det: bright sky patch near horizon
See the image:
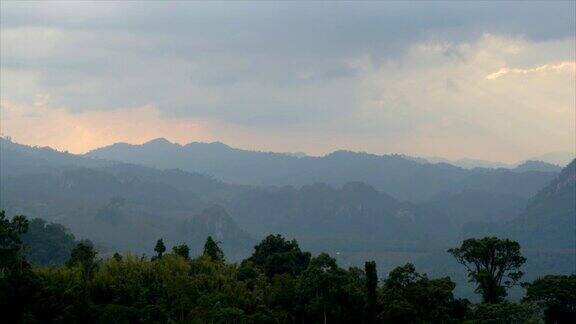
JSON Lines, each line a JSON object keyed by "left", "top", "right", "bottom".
{"left": 1, "top": 1, "right": 575, "bottom": 163}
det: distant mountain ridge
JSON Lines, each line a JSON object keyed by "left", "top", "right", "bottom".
{"left": 88, "top": 137, "right": 567, "bottom": 169}
{"left": 418, "top": 157, "right": 566, "bottom": 171}
{"left": 420, "top": 157, "right": 513, "bottom": 169}
{"left": 527, "top": 152, "right": 575, "bottom": 167}
{"left": 508, "top": 159, "right": 576, "bottom": 248}
{"left": 1, "top": 138, "right": 574, "bottom": 280}
{"left": 0, "top": 138, "right": 253, "bottom": 258}
{"left": 0, "top": 137, "right": 111, "bottom": 176}
{"left": 85, "top": 138, "right": 559, "bottom": 202}
{"left": 0, "top": 138, "right": 525, "bottom": 253}
{"left": 0, "top": 138, "right": 552, "bottom": 251}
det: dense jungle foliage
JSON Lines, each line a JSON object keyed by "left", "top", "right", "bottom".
{"left": 1, "top": 211, "right": 575, "bottom": 324}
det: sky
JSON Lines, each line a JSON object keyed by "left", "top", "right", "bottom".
{"left": 1, "top": 1, "right": 575, "bottom": 162}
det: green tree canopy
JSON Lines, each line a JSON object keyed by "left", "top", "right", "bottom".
{"left": 112, "top": 252, "right": 122, "bottom": 262}
{"left": 248, "top": 234, "right": 310, "bottom": 278}
{"left": 21, "top": 218, "right": 77, "bottom": 266}
{"left": 468, "top": 301, "right": 539, "bottom": 323}
{"left": 0, "top": 211, "right": 29, "bottom": 275}
{"left": 300, "top": 253, "right": 349, "bottom": 324}
{"left": 203, "top": 236, "right": 224, "bottom": 262}
{"left": 154, "top": 238, "right": 166, "bottom": 260}
{"left": 448, "top": 237, "right": 526, "bottom": 303}
{"left": 172, "top": 244, "right": 190, "bottom": 260}
{"left": 524, "top": 275, "right": 576, "bottom": 324}
{"left": 379, "top": 263, "right": 466, "bottom": 323}
{"left": 0, "top": 212, "right": 565, "bottom": 324}
{"left": 365, "top": 260, "right": 378, "bottom": 323}
{"left": 66, "top": 241, "right": 98, "bottom": 280}
{"left": 0, "top": 212, "right": 38, "bottom": 323}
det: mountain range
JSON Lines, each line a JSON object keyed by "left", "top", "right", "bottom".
{"left": 0, "top": 137, "right": 574, "bottom": 287}
{"left": 85, "top": 138, "right": 562, "bottom": 202}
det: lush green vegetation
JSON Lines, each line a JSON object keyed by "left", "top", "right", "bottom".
{"left": 21, "top": 218, "right": 78, "bottom": 266}
{"left": 1, "top": 211, "right": 574, "bottom": 323}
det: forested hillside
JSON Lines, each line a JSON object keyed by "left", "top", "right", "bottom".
{"left": 1, "top": 211, "right": 575, "bottom": 323}
{"left": 508, "top": 159, "right": 576, "bottom": 248}
{"left": 1, "top": 140, "right": 253, "bottom": 257}
{"left": 21, "top": 217, "right": 78, "bottom": 265}
{"left": 227, "top": 182, "right": 527, "bottom": 252}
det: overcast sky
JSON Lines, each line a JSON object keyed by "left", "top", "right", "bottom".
{"left": 1, "top": 1, "right": 574, "bottom": 162}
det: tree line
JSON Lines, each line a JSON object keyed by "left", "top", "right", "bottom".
{"left": 1, "top": 211, "right": 574, "bottom": 323}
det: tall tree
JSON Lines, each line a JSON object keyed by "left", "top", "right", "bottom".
{"left": 248, "top": 234, "right": 310, "bottom": 278}
{"left": 364, "top": 261, "right": 378, "bottom": 323}
{"left": 300, "top": 253, "right": 345, "bottom": 324}
{"left": 0, "top": 211, "right": 29, "bottom": 275}
{"left": 0, "top": 212, "right": 39, "bottom": 323}
{"left": 203, "top": 236, "right": 224, "bottom": 262}
{"left": 154, "top": 238, "right": 166, "bottom": 260}
{"left": 66, "top": 241, "right": 98, "bottom": 280}
{"left": 380, "top": 263, "right": 465, "bottom": 323}
{"left": 172, "top": 244, "right": 190, "bottom": 260}
{"left": 112, "top": 252, "right": 123, "bottom": 262}
{"left": 448, "top": 237, "right": 526, "bottom": 303}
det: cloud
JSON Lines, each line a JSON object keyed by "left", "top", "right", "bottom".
{"left": 344, "top": 34, "right": 575, "bottom": 160}
{"left": 0, "top": 2, "right": 574, "bottom": 161}
{"left": 486, "top": 61, "right": 576, "bottom": 80}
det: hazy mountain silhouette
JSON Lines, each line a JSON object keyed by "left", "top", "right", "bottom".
{"left": 421, "top": 157, "right": 513, "bottom": 169}
{"left": 226, "top": 182, "right": 529, "bottom": 253}
{"left": 419, "top": 157, "right": 564, "bottom": 171}
{"left": 508, "top": 159, "right": 576, "bottom": 248}
{"left": 528, "top": 151, "right": 575, "bottom": 167}
{"left": 0, "top": 139, "right": 532, "bottom": 251}
{"left": 0, "top": 137, "right": 111, "bottom": 176}
{"left": 1, "top": 139, "right": 252, "bottom": 257}
{"left": 86, "top": 138, "right": 558, "bottom": 202}
{"left": 2, "top": 138, "right": 574, "bottom": 278}
{"left": 513, "top": 160, "right": 563, "bottom": 173}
